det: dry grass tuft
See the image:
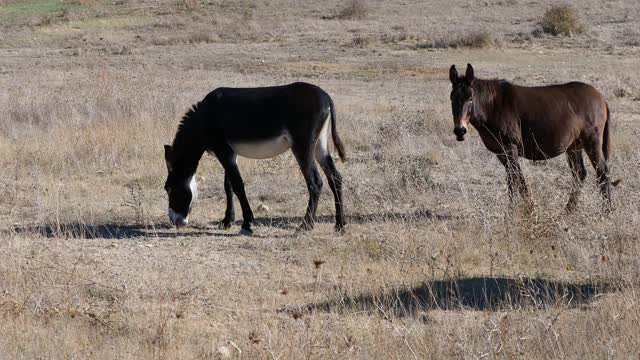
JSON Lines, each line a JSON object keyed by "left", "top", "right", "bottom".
{"left": 416, "top": 31, "right": 499, "bottom": 49}
{"left": 337, "top": 0, "right": 369, "bottom": 20}
{"left": 540, "top": 5, "right": 587, "bottom": 36}
{"left": 456, "top": 31, "right": 499, "bottom": 48}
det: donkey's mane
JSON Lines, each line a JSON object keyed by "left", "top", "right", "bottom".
{"left": 171, "top": 102, "right": 203, "bottom": 150}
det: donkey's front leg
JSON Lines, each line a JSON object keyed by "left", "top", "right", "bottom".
{"left": 219, "top": 152, "right": 254, "bottom": 235}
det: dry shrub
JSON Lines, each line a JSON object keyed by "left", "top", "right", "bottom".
{"left": 540, "top": 5, "right": 586, "bottom": 36}
{"left": 338, "top": 0, "right": 369, "bottom": 20}
{"left": 456, "top": 31, "right": 497, "bottom": 48}
{"left": 350, "top": 34, "right": 373, "bottom": 47}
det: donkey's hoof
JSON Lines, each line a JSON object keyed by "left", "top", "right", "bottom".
{"left": 239, "top": 228, "right": 253, "bottom": 236}
{"left": 220, "top": 220, "right": 233, "bottom": 230}
{"left": 297, "top": 222, "right": 313, "bottom": 232}
{"left": 564, "top": 202, "right": 577, "bottom": 213}
{"left": 334, "top": 223, "right": 346, "bottom": 233}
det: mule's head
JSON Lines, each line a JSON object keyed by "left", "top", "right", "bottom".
{"left": 164, "top": 144, "right": 198, "bottom": 228}
{"left": 449, "top": 63, "right": 475, "bottom": 141}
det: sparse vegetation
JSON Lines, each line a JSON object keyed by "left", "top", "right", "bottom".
{"left": 415, "top": 31, "right": 499, "bottom": 49}
{"left": 0, "top": 0, "right": 639, "bottom": 358}
{"left": 540, "top": 4, "right": 587, "bottom": 36}
{"left": 337, "top": 0, "right": 369, "bottom": 20}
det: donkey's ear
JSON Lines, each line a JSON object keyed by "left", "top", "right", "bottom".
{"left": 164, "top": 145, "right": 173, "bottom": 171}
{"left": 465, "top": 63, "right": 474, "bottom": 81}
{"left": 449, "top": 65, "right": 458, "bottom": 84}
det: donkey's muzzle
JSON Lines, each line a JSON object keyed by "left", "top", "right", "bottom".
{"left": 168, "top": 208, "right": 189, "bottom": 228}
{"left": 454, "top": 127, "right": 467, "bottom": 141}
{"left": 173, "top": 218, "right": 188, "bottom": 228}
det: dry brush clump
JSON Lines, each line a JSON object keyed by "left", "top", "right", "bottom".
{"left": 335, "top": 0, "right": 369, "bottom": 20}
{"left": 539, "top": 4, "right": 587, "bottom": 36}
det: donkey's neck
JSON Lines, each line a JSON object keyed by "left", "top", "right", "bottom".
{"left": 172, "top": 106, "right": 206, "bottom": 174}
{"left": 471, "top": 79, "right": 504, "bottom": 125}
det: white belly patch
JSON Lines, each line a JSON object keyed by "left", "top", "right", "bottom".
{"left": 230, "top": 133, "right": 292, "bottom": 159}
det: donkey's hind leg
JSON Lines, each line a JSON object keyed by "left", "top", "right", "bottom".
{"left": 293, "top": 146, "right": 323, "bottom": 230}
{"left": 220, "top": 171, "right": 235, "bottom": 229}
{"left": 315, "top": 146, "right": 345, "bottom": 232}
{"left": 565, "top": 148, "right": 587, "bottom": 212}
{"left": 584, "top": 136, "right": 612, "bottom": 212}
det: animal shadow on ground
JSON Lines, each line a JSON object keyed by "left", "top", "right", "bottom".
{"left": 253, "top": 208, "right": 452, "bottom": 229}
{"left": 11, "top": 223, "right": 235, "bottom": 239}
{"left": 281, "top": 277, "right": 611, "bottom": 316}
{"left": 10, "top": 208, "right": 452, "bottom": 239}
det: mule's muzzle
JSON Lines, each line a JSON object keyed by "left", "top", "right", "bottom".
{"left": 454, "top": 127, "right": 467, "bottom": 141}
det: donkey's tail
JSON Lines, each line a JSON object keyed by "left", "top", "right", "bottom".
{"left": 603, "top": 102, "right": 611, "bottom": 162}
{"left": 328, "top": 96, "right": 346, "bottom": 162}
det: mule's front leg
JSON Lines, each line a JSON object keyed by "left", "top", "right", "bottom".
{"left": 497, "top": 152, "right": 517, "bottom": 201}
{"left": 497, "top": 146, "right": 530, "bottom": 205}
{"left": 220, "top": 172, "right": 235, "bottom": 229}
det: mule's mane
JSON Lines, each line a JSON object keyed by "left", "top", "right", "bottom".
{"left": 471, "top": 78, "right": 508, "bottom": 120}
{"left": 473, "top": 78, "right": 506, "bottom": 104}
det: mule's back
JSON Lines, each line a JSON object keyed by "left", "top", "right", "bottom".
{"left": 506, "top": 81, "right": 607, "bottom": 159}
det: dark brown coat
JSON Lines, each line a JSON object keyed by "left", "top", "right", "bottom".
{"left": 449, "top": 64, "right": 612, "bottom": 211}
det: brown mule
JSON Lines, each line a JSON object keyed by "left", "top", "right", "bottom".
{"left": 449, "top": 64, "right": 613, "bottom": 212}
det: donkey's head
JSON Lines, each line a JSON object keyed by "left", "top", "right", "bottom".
{"left": 449, "top": 63, "right": 475, "bottom": 141}
{"left": 164, "top": 144, "right": 198, "bottom": 228}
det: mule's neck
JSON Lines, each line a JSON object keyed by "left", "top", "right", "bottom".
{"left": 471, "top": 79, "right": 504, "bottom": 125}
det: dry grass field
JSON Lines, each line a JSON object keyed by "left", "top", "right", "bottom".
{"left": 1, "top": 0, "right": 639, "bottom": 358}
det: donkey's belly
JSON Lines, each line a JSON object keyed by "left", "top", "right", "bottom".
{"left": 230, "top": 133, "right": 292, "bottom": 159}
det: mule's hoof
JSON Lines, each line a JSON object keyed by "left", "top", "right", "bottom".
{"left": 220, "top": 221, "right": 233, "bottom": 230}
{"left": 239, "top": 228, "right": 253, "bottom": 236}
{"left": 334, "top": 223, "right": 346, "bottom": 233}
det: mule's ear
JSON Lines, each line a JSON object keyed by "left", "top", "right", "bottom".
{"left": 466, "top": 63, "right": 474, "bottom": 81}
{"left": 449, "top": 65, "right": 458, "bottom": 84}
{"left": 164, "top": 145, "right": 173, "bottom": 171}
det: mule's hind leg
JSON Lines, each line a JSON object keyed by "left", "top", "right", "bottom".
{"left": 315, "top": 146, "right": 345, "bottom": 232}
{"left": 584, "top": 136, "right": 612, "bottom": 212}
{"left": 220, "top": 172, "right": 235, "bottom": 229}
{"left": 565, "top": 148, "right": 587, "bottom": 212}
{"left": 293, "top": 146, "right": 323, "bottom": 230}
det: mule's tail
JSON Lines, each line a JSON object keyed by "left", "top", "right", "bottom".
{"left": 604, "top": 102, "right": 622, "bottom": 187}
{"left": 603, "top": 102, "right": 611, "bottom": 162}
{"left": 328, "top": 97, "right": 346, "bottom": 162}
